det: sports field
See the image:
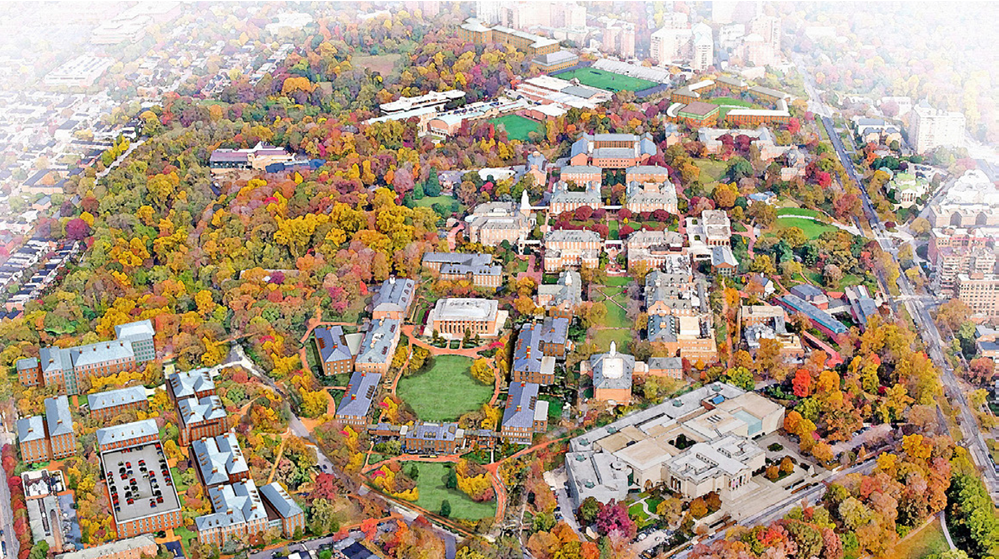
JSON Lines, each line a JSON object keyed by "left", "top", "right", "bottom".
{"left": 488, "top": 114, "right": 544, "bottom": 142}
{"left": 555, "top": 68, "right": 657, "bottom": 92}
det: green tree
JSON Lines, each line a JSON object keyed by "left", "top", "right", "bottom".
{"left": 440, "top": 499, "right": 452, "bottom": 518}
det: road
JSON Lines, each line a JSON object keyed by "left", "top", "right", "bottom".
{"left": 799, "top": 60, "right": 999, "bottom": 499}
{"left": 0, "top": 430, "right": 14, "bottom": 559}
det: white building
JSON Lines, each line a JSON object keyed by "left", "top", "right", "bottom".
{"left": 43, "top": 56, "right": 114, "bottom": 88}
{"left": 690, "top": 23, "right": 714, "bottom": 71}
{"left": 908, "top": 101, "right": 966, "bottom": 154}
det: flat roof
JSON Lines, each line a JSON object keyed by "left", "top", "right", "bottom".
{"left": 102, "top": 441, "right": 181, "bottom": 524}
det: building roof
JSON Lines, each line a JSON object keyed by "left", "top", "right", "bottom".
{"left": 711, "top": 245, "right": 739, "bottom": 267}
{"left": 56, "top": 535, "right": 157, "bottom": 559}
{"left": 356, "top": 318, "right": 400, "bottom": 366}
{"left": 591, "top": 343, "right": 635, "bottom": 392}
{"left": 502, "top": 381, "right": 541, "bottom": 430}
{"left": 16, "top": 357, "right": 38, "bottom": 372}
{"left": 96, "top": 419, "right": 159, "bottom": 448}
{"left": 178, "top": 395, "right": 227, "bottom": 426}
{"left": 372, "top": 277, "right": 415, "bottom": 315}
{"left": 315, "top": 326, "right": 352, "bottom": 364}
{"left": 45, "top": 396, "right": 73, "bottom": 437}
{"left": 560, "top": 165, "right": 602, "bottom": 176}
{"left": 195, "top": 480, "right": 268, "bottom": 532}
{"left": 544, "top": 228, "right": 601, "bottom": 244}
{"left": 430, "top": 298, "right": 498, "bottom": 321}
{"left": 533, "top": 50, "right": 578, "bottom": 67}
{"left": 648, "top": 357, "right": 683, "bottom": 371}
{"left": 192, "top": 432, "right": 248, "bottom": 487}
{"left": 259, "top": 482, "right": 304, "bottom": 519}
{"left": 539, "top": 316, "right": 570, "bottom": 346}
{"left": 406, "top": 421, "right": 465, "bottom": 443}
{"left": 87, "top": 386, "right": 147, "bottom": 412}
{"left": 678, "top": 101, "right": 720, "bottom": 118}
{"left": 114, "top": 319, "right": 154, "bottom": 342}
{"left": 168, "top": 368, "right": 215, "bottom": 399}
{"left": 538, "top": 270, "right": 582, "bottom": 309}
{"left": 665, "top": 434, "right": 763, "bottom": 482}
{"left": 70, "top": 340, "right": 134, "bottom": 368}
{"left": 778, "top": 295, "right": 847, "bottom": 335}
{"left": 337, "top": 371, "right": 381, "bottom": 419}
{"left": 16, "top": 416, "right": 45, "bottom": 443}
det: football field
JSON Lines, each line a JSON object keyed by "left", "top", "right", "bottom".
{"left": 555, "top": 67, "right": 657, "bottom": 92}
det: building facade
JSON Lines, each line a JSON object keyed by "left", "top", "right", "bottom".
{"left": 427, "top": 298, "right": 503, "bottom": 339}
{"left": 543, "top": 229, "right": 601, "bottom": 272}
{"left": 87, "top": 386, "right": 149, "bottom": 421}
{"left": 957, "top": 273, "right": 999, "bottom": 325}
{"left": 908, "top": 102, "right": 966, "bottom": 154}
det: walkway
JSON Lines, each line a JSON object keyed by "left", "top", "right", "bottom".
{"left": 401, "top": 325, "right": 493, "bottom": 357}
{"left": 515, "top": 254, "right": 542, "bottom": 284}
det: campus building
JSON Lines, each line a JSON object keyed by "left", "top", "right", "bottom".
{"left": 568, "top": 133, "right": 657, "bottom": 169}
{"left": 543, "top": 229, "right": 601, "bottom": 272}
{"left": 467, "top": 198, "right": 534, "bottom": 247}
{"left": 259, "top": 482, "right": 305, "bottom": 538}
{"left": 512, "top": 317, "right": 571, "bottom": 385}
{"left": 626, "top": 230, "right": 686, "bottom": 271}
{"left": 96, "top": 419, "right": 160, "bottom": 452}
{"left": 500, "top": 382, "right": 548, "bottom": 445}
{"left": 177, "top": 396, "right": 228, "bottom": 446}
{"left": 549, "top": 180, "right": 602, "bottom": 216}
{"left": 195, "top": 480, "right": 269, "bottom": 546}
{"left": 676, "top": 101, "right": 719, "bottom": 127}
{"left": 685, "top": 209, "right": 732, "bottom": 260}
{"left": 192, "top": 432, "right": 250, "bottom": 488}
{"left": 166, "top": 367, "right": 215, "bottom": 402}
{"left": 335, "top": 371, "right": 382, "bottom": 427}
{"left": 56, "top": 535, "right": 158, "bottom": 559}
{"left": 560, "top": 165, "right": 602, "bottom": 186}
{"left": 565, "top": 383, "right": 783, "bottom": 506}
{"left": 372, "top": 277, "right": 416, "bottom": 320}
{"left": 584, "top": 343, "right": 640, "bottom": 404}
{"left": 777, "top": 294, "right": 848, "bottom": 341}
{"left": 18, "top": 319, "right": 155, "bottom": 395}
{"left": 209, "top": 142, "right": 296, "bottom": 171}
{"left": 740, "top": 304, "right": 804, "bottom": 357}
{"left": 535, "top": 270, "right": 582, "bottom": 319}
{"left": 427, "top": 298, "right": 506, "bottom": 339}
{"left": 423, "top": 252, "right": 503, "bottom": 288}
{"left": 87, "top": 386, "right": 149, "bottom": 421}
{"left": 314, "top": 326, "right": 355, "bottom": 377}
{"left": 531, "top": 50, "right": 579, "bottom": 74}
{"left": 403, "top": 422, "right": 466, "bottom": 454}
{"left": 458, "top": 18, "right": 561, "bottom": 57}
{"left": 886, "top": 172, "right": 929, "bottom": 207}
{"left": 625, "top": 180, "right": 678, "bottom": 214}
{"left": 16, "top": 396, "right": 76, "bottom": 464}
{"left": 355, "top": 318, "right": 402, "bottom": 375}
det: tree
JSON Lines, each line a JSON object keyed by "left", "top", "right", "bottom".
{"left": 425, "top": 167, "right": 442, "bottom": 197}
{"left": 595, "top": 501, "right": 635, "bottom": 538}
{"left": 823, "top": 264, "right": 843, "bottom": 287}
{"left": 445, "top": 467, "right": 458, "bottom": 490}
{"left": 936, "top": 299, "right": 972, "bottom": 332}
{"left": 469, "top": 358, "right": 494, "bottom": 385}
{"left": 726, "top": 367, "right": 755, "bottom": 391}
{"left": 793, "top": 369, "right": 812, "bottom": 398}
{"left": 440, "top": 499, "right": 451, "bottom": 518}
{"left": 749, "top": 254, "right": 776, "bottom": 275}
{"left": 66, "top": 218, "right": 91, "bottom": 240}
{"left": 727, "top": 157, "right": 754, "bottom": 181}
{"left": 579, "top": 497, "right": 600, "bottom": 525}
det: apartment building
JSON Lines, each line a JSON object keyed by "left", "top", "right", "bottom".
{"left": 908, "top": 101, "right": 966, "bottom": 154}
{"left": 192, "top": 432, "right": 249, "bottom": 488}
{"left": 335, "top": 371, "right": 382, "bottom": 427}
{"left": 511, "top": 317, "right": 571, "bottom": 385}
{"left": 16, "top": 416, "right": 49, "bottom": 464}
{"left": 458, "top": 18, "right": 560, "bottom": 57}
{"left": 96, "top": 419, "right": 160, "bottom": 452}
{"left": 957, "top": 273, "right": 999, "bottom": 325}
{"left": 195, "top": 480, "right": 269, "bottom": 546}
{"left": 177, "top": 396, "right": 228, "bottom": 446}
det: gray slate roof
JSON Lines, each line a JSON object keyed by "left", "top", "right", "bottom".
{"left": 87, "top": 386, "right": 147, "bottom": 412}
{"left": 114, "top": 319, "right": 154, "bottom": 342}
{"left": 259, "top": 482, "right": 303, "bottom": 519}
{"left": 167, "top": 368, "right": 215, "bottom": 399}
{"left": 372, "top": 277, "right": 415, "bottom": 315}
{"left": 315, "top": 326, "right": 352, "bottom": 364}
{"left": 16, "top": 416, "right": 45, "bottom": 443}
{"left": 178, "top": 396, "right": 227, "bottom": 425}
{"left": 355, "top": 319, "right": 400, "bottom": 366}
{"left": 502, "top": 381, "right": 541, "bottom": 430}
{"left": 44, "top": 396, "right": 73, "bottom": 437}
{"left": 96, "top": 419, "right": 158, "bottom": 448}
{"left": 192, "top": 432, "right": 248, "bottom": 486}
{"left": 337, "top": 371, "right": 382, "bottom": 419}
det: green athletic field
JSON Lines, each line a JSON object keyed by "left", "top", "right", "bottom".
{"left": 555, "top": 68, "right": 657, "bottom": 92}
{"left": 488, "top": 114, "right": 545, "bottom": 142}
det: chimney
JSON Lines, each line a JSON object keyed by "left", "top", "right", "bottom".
{"left": 351, "top": 395, "right": 356, "bottom": 400}
{"left": 516, "top": 406, "right": 521, "bottom": 412}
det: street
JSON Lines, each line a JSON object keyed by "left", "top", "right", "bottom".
{"left": 0, "top": 430, "right": 13, "bottom": 559}
{"left": 798, "top": 61, "right": 999, "bottom": 499}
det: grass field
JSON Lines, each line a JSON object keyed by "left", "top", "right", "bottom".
{"left": 694, "top": 158, "right": 728, "bottom": 184}
{"left": 555, "top": 68, "right": 657, "bottom": 92}
{"left": 489, "top": 114, "right": 544, "bottom": 142}
{"left": 352, "top": 53, "right": 402, "bottom": 75}
{"left": 413, "top": 195, "right": 463, "bottom": 212}
{"left": 592, "top": 286, "right": 629, "bottom": 328}
{"left": 710, "top": 97, "right": 753, "bottom": 107}
{"left": 776, "top": 216, "right": 836, "bottom": 239}
{"left": 895, "top": 517, "right": 949, "bottom": 559}
{"left": 593, "top": 329, "right": 632, "bottom": 353}
{"left": 411, "top": 462, "right": 496, "bottom": 520}
{"left": 397, "top": 355, "right": 492, "bottom": 421}
{"left": 603, "top": 276, "right": 631, "bottom": 287}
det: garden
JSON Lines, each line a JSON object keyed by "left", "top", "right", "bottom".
{"left": 396, "top": 355, "right": 493, "bottom": 421}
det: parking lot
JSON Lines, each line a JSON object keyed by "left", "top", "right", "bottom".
{"left": 101, "top": 443, "right": 181, "bottom": 523}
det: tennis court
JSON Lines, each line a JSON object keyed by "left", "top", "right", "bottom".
{"left": 555, "top": 68, "right": 657, "bottom": 92}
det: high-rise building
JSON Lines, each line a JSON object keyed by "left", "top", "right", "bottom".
{"left": 650, "top": 26, "right": 692, "bottom": 65}
{"left": 751, "top": 15, "right": 781, "bottom": 54}
{"left": 690, "top": 23, "right": 714, "bottom": 71}
{"left": 908, "top": 101, "right": 966, "bottom": 154}
{"left": 957, "top": 273, "right": 999, "bottom": 325}
{"left": 602, "top": 21, "right": 636, "bottom": 59}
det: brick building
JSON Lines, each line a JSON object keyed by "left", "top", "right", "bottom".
{"left": 569, "top": 133, "right": 657, "bottom": 168}
{"left": 957, "top": 273, "right": 999, "bottom": 325}
{"left": 313, "top": 326, "right": 354, "bottom": 377}
{"left": 195, "top": 480, "right": 269, "bottom": 546}
{"left": 423, "top": 252, "right": 503, "bottom": 288}
{"left": 403, "top": 422, "right": 466, "bottom": 454}
{"left": 543, "top": 229, "right": 601, "bottom": 272}
{"left": 177, "top": 396, "right": 228, "bottom": 446}
{"left": 335, "top": 371, "right": 382, "bottom": 427}
{"left": 500, "top": 382, "right": 548, "bottom": 445}
{"left": 87, "top": 386, "right": 149, "bottom": 421}
{"left": 192, "top": 432, "right": 249, "bottom": 488}
{"left": 427, "top": 298, "right": 505, "bottom": 339}
{"left": 259, "top": 482, "right": 305, "bottom": 538}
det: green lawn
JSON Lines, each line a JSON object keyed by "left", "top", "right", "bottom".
{"left": 413, "top": 195, "right": 462, "bottom": 211}
{"left": 629, "top": 501, "right": 651, "bottom": 523}
{"left": 694, "top": 159, "right": 728, "bottom": 184}
{"left": 592, "top": 286, "right": 629, "bottom": 328}
{"left": 489, "top": 114, "right": 544, "bottom": 142}
{"left": 775, "top": 216, "right": 836, "bottom": 239}
{"left": 603, "top": 276, "right": 631, "bottom": 287}
{"left": 895, "top": 517, "right": 949, "bottom": 559}
{"left": 608, "top": 220, "right": 620, "bottom": 239}
{"left": 592, "top": 329, "right": 632, "bottom": 353}
{"left": 397, "top": 355, "right": 492, "bottom": 421}
{"left": 709, "top": 97, "right": 754, "bottom": 107}
{"left": 555, "top": 68, "right": 656, "bottom": 92}
{"left": 411, "top": 462, "right": 496, "bottom": 520}
{"left": 175, "top": 526, "right": 198, "bottom": 557}
{"left": 776, "top": 207, "right": 823, "bottom": 219}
